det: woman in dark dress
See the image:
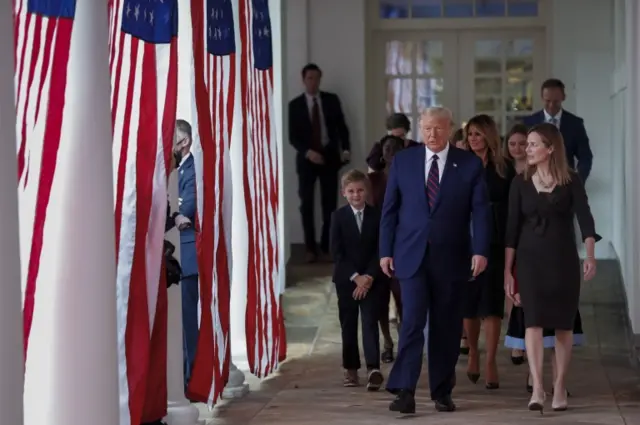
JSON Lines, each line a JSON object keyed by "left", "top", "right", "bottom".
{"left": 368, "top": 135, "right": 404, "bottom": 362}
{"left": 462, "top": 115, "right": 515, "bottom": 389}
{"left": 504, "top": 123, "right": 599, "bottom": 413}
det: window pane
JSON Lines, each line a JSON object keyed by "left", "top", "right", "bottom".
{"left": 505, "top": 76, "right": 533, "bottom": 112}
{"left": 507, "top": 0, "right": 538, "bottom": 16}
{"left": 386, "top": 79, "right": 413, "bottom": 114}
{"left": 380, "top": 0, "right": 409, "bottom": 18}
{"left": 416, "top": 41, "right": 443, "bottom": 74}
{"left": 475, "top": 96, "right": 502, "bottom": 111}
{"left": 443, "top": 0, "right": 473, "bottom": 17}
{"left": 475, "top": 40, "right": 503, "bottom": 73}
{"left": 417, "top": 78, "right": 445, "bottom": 112}
{"left": 476, "top": 0, "right": 506, "bottom": 17}
{"left": 386, "top": 41, "right": 413, "bottom": 75}
{"left": 474, "top": 77, "right": 502, "bottom": 97}
{"left": 506, "top": 38, "right": 534, "bottom": 74}
{"left": 412, "top": 0, "right": 442, "bottom": 18}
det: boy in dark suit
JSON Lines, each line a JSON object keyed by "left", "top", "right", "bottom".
{"left": 330, "top": 169, "right": 384, "bottom": 390}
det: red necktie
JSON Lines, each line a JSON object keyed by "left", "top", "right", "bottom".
{"left": 426, "top": 155, "right": 440, "bottom": 210}
{"left": 310, "top": 97, "right": 322, "bottom": 151}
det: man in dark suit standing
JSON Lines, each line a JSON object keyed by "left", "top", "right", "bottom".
{"left": 289, "top": 63, "right": 350, "bottom": 262}
{"left": 522, "top": 78, "right": 593, "bottom": 182}
{"left": 171, "top": 119, "right": 199, "bottom": 389}
{"left": 380, "top": 107, "right": 491, "bottom": 414}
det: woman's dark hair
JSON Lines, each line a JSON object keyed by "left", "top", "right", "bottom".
{"left": 451, "top": 128, "right": 464, "bottom": 143}
{"left": 386, "top": 113, "right": 411, "bottom": 132}
{"left": 380, "top": 135, "right": 405, "bottom": 150}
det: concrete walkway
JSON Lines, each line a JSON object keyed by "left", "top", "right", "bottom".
{"left": 207, "top": 260, "right": 640, "bottom": 424}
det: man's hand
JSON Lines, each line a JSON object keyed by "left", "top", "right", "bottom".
{"left": 175, "top": 214, "right": 192, "bottom": 231}
{"left": 354, "top": 275, "right": 369, "bottom": 288}
{"left": 471, "top": 255, "right": 487, "bottom": 277}
{"left": 306, "top": 150, "right": 324, "bottom": 165}
{"left": 380, "top": 257, "right": 394, "bottom": 277}
{"left": 362, "top": 275, "right": 374, "bottom": 289}
{"left": 352, "top": 286, "right": 368, "bottom": 300}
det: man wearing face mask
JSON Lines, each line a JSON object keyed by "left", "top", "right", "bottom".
{"left": 170, "top": 119, "right": 199, "bottom": 390}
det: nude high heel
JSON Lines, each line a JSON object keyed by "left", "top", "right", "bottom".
{"left": 528, "top": 390, "right": 545, "bottom": 415}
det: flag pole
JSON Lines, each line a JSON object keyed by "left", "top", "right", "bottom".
{"left": 0, "top": 3, "right": 24, "bottom": 424}
{"left": 22, "top": 2, "right": 119, "bottom": 424}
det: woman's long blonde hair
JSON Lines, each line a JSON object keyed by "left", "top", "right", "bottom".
{"left": 523, "top": 123, "right": 572, "bottom": 185}
{"left": 464, "top": 114, "right": 507, "bottom": 178}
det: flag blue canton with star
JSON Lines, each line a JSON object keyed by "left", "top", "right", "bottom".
{"left": 252, "top": 0, "right": 272, "bottom": 71}
{"left": 121, "top": 0, "right": 178, "bottom": 44}
{"left": 208, "top": 0, "right": 235, "bottom": 56}
{"left": 28, "top": 0, "right": 76, "bottom": 18}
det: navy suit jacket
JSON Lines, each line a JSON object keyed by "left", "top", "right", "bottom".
{"left": 178, "top": 154, "right": 198, "bottom": 277}
{"left": 379, "top": 145, "right": 492, "bottom": 280}
{"left": 522, "top": 110, "right": 593, "bottom": 182}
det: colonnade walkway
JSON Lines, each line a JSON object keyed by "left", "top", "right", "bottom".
{"left": 208, "top": 259, "right": 640, "bottom": 424}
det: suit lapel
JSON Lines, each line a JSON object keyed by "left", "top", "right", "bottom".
{"left": 414, "top": 146, "right": 429, "bottom": 210}
{"left": 345, "top": 207, "right": 361, "bottom": 240}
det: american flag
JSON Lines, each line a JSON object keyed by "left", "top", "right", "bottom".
{"left": 14, "top": 2, "right": 121, "bottom": 425}
{"left": 183, "top": 0, "right": 234, "bottom": 405}
{"left": 108, "top": 0, "right": 178, "bottom": 424}
{"left": 239, "top": 0, "right": 285, "bottom": 377}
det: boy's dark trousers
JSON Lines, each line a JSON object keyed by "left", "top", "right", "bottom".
{"left": 336, "top": 279, "right": 382, "bottom": 370}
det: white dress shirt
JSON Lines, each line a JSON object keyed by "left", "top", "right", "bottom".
{"left": 543, "top": 109, "right": 563, "bottom": 128}
{"left": 305, "top": 92, "right": 329, "bottom": 146}
{"left": 424, "top": 143, "right": 449, "bottom": 184}
{"left": 349, "top": 205, "right": 365, "bottom": 281}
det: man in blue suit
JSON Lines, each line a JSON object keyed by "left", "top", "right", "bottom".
{"left": 171, "top": 119, "right": 199, "bottom": 389}
{"left": 522, "top": 78, "right": 593, "bottom": 182}
{"left": 380, "top": 107, "right": 491, "bottom": 414}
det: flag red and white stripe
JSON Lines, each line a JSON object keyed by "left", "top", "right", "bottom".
{"left": 182, "top": 0, "right": 233, "bottom": 405}
{"left": 14, "top": 2, "right": 121, "bottom": 424}
{"left": 238, "top": 0, "right": 285, "bottom": 377}
{"left": 108, "top": 1, "right": 178, "bottom": 424}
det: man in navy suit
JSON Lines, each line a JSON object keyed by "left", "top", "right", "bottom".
{"left": 380, "top": 107, "right": 491, "bottom": 414}
{"left": 171, "top": 119, "right": 199, "bottom": 389}
{"left": 522, "top": 78, "right": 593, "bottom": 182}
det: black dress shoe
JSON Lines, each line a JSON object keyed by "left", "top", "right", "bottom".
{"left": 389, "top": 390, "right": 416, "bottom": 414}
{"left": 434, "top": 395, "right": 456, "bottom": 412}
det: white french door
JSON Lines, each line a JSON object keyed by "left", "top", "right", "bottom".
{"left": 371, "top": 29, "right": 546, "bottom": 139}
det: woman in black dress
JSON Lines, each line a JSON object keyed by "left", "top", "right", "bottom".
{"left": 366, "top": 113, "right": 420, "bottom": 172}
{"left": 462, "top": 115, "right": 515, "bottom": 389}
{"left": 504, "top": 123, "right": 599, "bottom": 413}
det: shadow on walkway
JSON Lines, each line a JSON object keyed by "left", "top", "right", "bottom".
{"left": 208, "top": 260, "right": 640, "bottom": 424}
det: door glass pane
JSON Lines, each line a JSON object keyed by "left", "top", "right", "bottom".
{"left": 386, "top": 79, "right": 412, "bottom": 113}
{"left": 506, "top": 38, "right": 533, "bottom": 74}
{"left": 417, "top": 78, "right": 445, "bottom": 112}
{"left": 416, "top": 41, "right": 443, "bottom": 74}
{"left": 386, "top": 41, "right": 413, "bottom": 75}
{"left": 475, "top": 96, "right": 502, "bottom": 111}
{"left": 443, "top": 0, "right": 473, "bottom": 17}
{"left": 475, "top": 77, "right": 502, "bottom": 96}
{"left": 412, "top": 0, "right": 442, "bottom": 17}
{"left": 380, "top": 0, "right": 409, "bottom": 18}
{"left": 476, "top": 0, "right": 506, "bottom": 16}
{"left": 505, "top": 115, "right": 527, "bottom": 133}
{"left": 475, "top": 40, "right": 502, "bottom": 73}
{"left": 506, "top": 76, "right": 533, "bottom": 112}
{"left": 507, "top": 0, "right": 538, "bottom": 16}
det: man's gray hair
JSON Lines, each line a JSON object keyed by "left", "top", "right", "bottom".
{"left": 176, "top": 119, "right": 192, "bottom": 141}
{"left": 420, "top": 107, "right": 454, "bottom": 126}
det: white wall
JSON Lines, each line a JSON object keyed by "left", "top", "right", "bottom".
{"left": 283, "top": 0, "right": 366, "bottom": 245}
{"left": 549, "top": 0, "right": 614, "bottom": 258}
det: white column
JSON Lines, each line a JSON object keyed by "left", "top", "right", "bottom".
{"left": 23, "top": 3, "right": 119, "bottom": 424}
{"left": 165, "top": 171, "right": 200, "bottom": 425}
{"left": 0, "top": 3, "right": 23, "bottom": 424}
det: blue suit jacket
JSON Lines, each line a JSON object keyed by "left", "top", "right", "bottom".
{"left": 379, "top": 145, "right": 492, "bottom": 280}
{"left": 522, "top": 110, "right": 593, "bottom": 182}
{"left": 178, "top": 154, "right": 198, "bottom": 277}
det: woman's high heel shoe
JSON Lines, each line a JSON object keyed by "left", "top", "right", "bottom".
{"left": 528, "top": 391, "right": 545, "bottom": 415}
{"left": 552, "top": 390, "right": 569, "bottom": 411}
